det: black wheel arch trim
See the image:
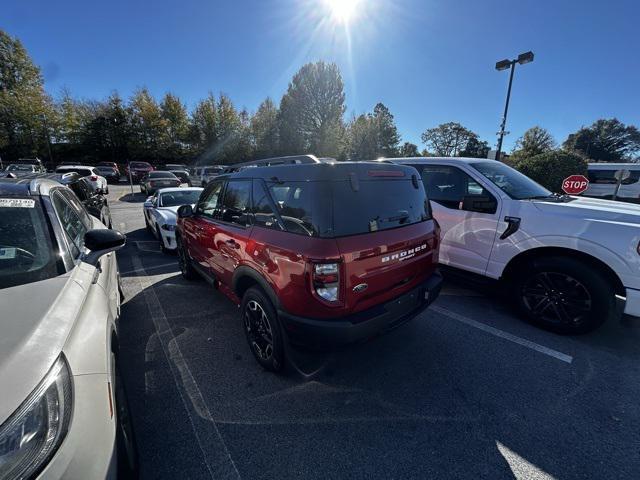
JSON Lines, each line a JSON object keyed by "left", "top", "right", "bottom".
{"left": 232, "top": 265, "right": 280, "bottom": 309}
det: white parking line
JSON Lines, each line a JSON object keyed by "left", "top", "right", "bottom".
{"left": 130, "top": 255, "right": 241, "bottom": 479}
{"left": 120, "top": 261, "right": 177, "bottom": 276}
{"left": 431, "top": 305, "right": 574, "bottom": 364}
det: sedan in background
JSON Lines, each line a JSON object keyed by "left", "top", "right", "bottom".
{"left": 55, "top": 165, "right": 109, "bottom": 194}
{"left": 168, "top": 169, "right": 193, "bottom": 186}
{"left": 96, "top": 161, "right": 121, "bottom": 177}
{"left": 95, "top": 166, "right": 120, "bottom": 184}
{"left": 140, "top": 171, "right": 182, "bottom": 195}
{"left": 143, "top": 187, "right": 202, "bottom": 252}
{"left": 0, "top": 176, "right": 136, "bottom": 478}
{"left": 125, "top": 161, "right": 154, "bottom": 182}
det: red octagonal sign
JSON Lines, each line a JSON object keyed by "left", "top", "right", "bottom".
{"left": 562, "top": 175, "right": 589, "bottom": 195}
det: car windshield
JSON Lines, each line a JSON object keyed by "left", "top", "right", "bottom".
{"left": 7, "top": 165, "right": 34, "bottom": 172}
{"left": 0, "top": 197, "right": 62, "bottom": 289}
{"left": 159, "top": 190, "right": 201, "bottom": 207}
{"left": 56, "top": 167, "right": 93, "bottom": 177}
{"left": 471, "top": 161, "right": 552, "bottom": 200}
{"left": 96, "top": 167, "right": 115, "bottom": 174}
{"left": 149, "top": 171, "right": 177, "bottom": 179}
{"left": 131, "top": 162, "right": 151, "bottom": 168}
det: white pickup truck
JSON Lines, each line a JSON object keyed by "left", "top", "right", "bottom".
{"left": 388, "top": 157, "right": 640, "bottom": 334}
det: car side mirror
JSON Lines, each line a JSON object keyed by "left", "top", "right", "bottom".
{"left": 460, "top": 195, "right": 497, "bottom": 214}
{"left": 82, "top": 229, "right": 126, "bottom": 266}
{"left": 178, "top": 204, "right": 193, "bottom": 218}
{"left": 143, "top": 198, "right": 153, "bottom": 208}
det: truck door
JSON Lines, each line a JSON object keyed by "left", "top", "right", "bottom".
{"left": 415, "top": 164, "right": 502, "bottom": 275}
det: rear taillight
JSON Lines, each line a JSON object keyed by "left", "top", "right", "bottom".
{"left": 313, "top": 263, "right": 340, "bottom": 302}
{"left": 90, "top": 175, "right": 98, "bottom": 181}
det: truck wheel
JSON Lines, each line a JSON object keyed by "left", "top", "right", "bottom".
{"left": 512, "top": 256, "right": 614, "bottom": 334}
{"left": 241, "top": 287, "right": 285, "bottom": 372}
{"left": 176, "top": 237, "right": 198, "bottom": 280}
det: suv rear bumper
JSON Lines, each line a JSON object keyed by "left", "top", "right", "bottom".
{"left": 278, "top": 271, "right": 443, "bottom": 347}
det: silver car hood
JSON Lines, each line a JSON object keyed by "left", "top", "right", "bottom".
{"left": 0, "top": 274, "right": 84, "bottom": 423}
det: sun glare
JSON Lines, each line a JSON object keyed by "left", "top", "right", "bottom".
{"left": 324, "top": 0, "right": 362, "bottom": 23}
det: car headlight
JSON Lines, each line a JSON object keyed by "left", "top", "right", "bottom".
{"left": 161, "top": 224, "right": 176, "bottom": 231}
{"left": 0, "top": 356, "right": 72, "bottom": 480}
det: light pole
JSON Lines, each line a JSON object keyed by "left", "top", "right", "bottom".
{"left": 494, "top": 51, "right": 534, "bottom": 161}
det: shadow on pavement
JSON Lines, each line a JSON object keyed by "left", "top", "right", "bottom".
{"left": 119, "top": 191, "right": 146, "bottom": 203}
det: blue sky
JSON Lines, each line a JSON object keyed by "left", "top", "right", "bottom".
{"left": 4, "top": 0, "right": 639, "bottom": 150}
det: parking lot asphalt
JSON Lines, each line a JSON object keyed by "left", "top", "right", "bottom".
{"left": 110, "top": 184, "right": 640, "bottom": 480}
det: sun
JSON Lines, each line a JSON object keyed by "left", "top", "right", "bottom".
{"left": 323, "top": 0, "right": 362, "bottom": 23}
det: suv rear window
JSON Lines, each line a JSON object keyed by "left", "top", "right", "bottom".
{"left": 57, "top": 167, "right": 92, "bottom": 177}
{"left": 262, "top": 179, "right": 430, "bottom": 238}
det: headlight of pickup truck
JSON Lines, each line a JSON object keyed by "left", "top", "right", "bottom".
{"left": 0, "top": 356, "right": 72, "bottom": 480}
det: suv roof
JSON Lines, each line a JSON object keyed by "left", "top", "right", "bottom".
{"left": 224, "top": 160, "right": 419, "bottom": 182}
{"left": 385, "top": 156, "right": 498, "bottom": 165}
{"left": 223, "top": 155, "right": 322, "bottom": 173}
{"left": 0, "top": 177, "right": 62, "bottom": 196}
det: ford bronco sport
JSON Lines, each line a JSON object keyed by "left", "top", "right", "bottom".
{"left": 176, "top": 157, "right": 442, "bottom": 371}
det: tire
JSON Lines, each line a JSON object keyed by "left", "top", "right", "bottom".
{"left": 241, "top": 287, "right": 285, "bottom": 372}
{"left": 156, "top": 226, "right": 168, "bottom": 254}
{"left": 113, "top": 355, "right": 139, "bottom": 478}
{"left": 512, "top": 256, "right": 615, "bottom": 334}
{"left": 176, "top": 236, "right": 198, "bottom": 280}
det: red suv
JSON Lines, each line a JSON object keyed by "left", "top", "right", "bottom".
{"left": 176, "top": 158, "right": 442, "bottom": 371}
{"left": 125, "top": 161, "right": 154, "bottom": 182}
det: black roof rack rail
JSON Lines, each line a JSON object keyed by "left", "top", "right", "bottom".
{"left": 223, "top": 155, "right": 321, "bottom": 173}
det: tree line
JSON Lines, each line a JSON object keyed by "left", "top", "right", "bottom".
{"left": 1, "top": 29, "right": 639, "bottom": 169}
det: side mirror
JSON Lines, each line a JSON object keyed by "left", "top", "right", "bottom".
{"left": 143, "top": 198, "right": 153, "bottom": 208}
{"left": 460, "top": 195, "right": 497, "bottom": 214}
{"left": 178, "top": 204, "right": 193, "bottom": 218}
{"left": 82, "top": 229, "right": 126, "bottom": 266}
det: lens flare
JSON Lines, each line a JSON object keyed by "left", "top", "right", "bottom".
{"left": 323, "top": 0, "right": 362, "bottom": 23}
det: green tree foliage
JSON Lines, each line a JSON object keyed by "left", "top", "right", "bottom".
{"left": 278, "top": 61, "right": 345, "bottom": 157}
{"left": 344, "top": 102, "right": 401, "bottom": 160}
{"left": 513, "top": 150, "right": 587, "bottom": 192}
{"left": 189, "top": 93, "right": 218, "bottom": 157}
{"left": 421, "top": 122, "right": 484, "bottom": 157}
{"left": 372, "top": 103, "right": 400, "bottom": 157}
{"left": 0, "top": 30, "right": 55, "bottom": 159}
{"left": 458, "top": 136, "right": 490, "bottom": 158}
{"left": 563, "top": 118, "right": 640, "bottom": 162}
{"left": 160, "top": 93, "right": 189, "bottom": 158}
{"left": 399, "top": 142, "right": 420, "bottom": 157}
{"left": 127, "top": 88, "right": 168, "bottom": 160}
{"left": 511, "top": 126, "right": 555, "bottom": 159}
{"left": 251, "top": 97, "right": 279, "bottom": 158}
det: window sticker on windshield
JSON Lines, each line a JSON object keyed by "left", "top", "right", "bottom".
{"left": 0, "top": 198, "right": 35, "bottom": 208}
{"left": 0, "top": 247, "right": 17, "bottom": 259}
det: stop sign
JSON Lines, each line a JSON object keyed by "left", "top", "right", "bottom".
{"left": 562, "top": 175, "right": 589, "bottom": 195}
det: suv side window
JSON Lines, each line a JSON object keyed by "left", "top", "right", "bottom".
{"left": 217, "top": 180, "right": 252, "bottom": 227}
{"left": 419, "top": 165, "right": 495, "bottom": 211}
{"left": 196, "top": 181, "right": 224, "bottom": 217}
{"left": 252, "top": 180, "right": 281, "bottom": 230}
{"left": 51, "top": 191, "right": 88, "bottom": 258}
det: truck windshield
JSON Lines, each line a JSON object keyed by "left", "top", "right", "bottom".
{"left": 471, "top": 161, "right": 552, "bottom": 200}
{"left": 0, "top": 198, "right": 63, "bottom": 289}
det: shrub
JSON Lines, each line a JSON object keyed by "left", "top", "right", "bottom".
{"left": 513, "top": 150, "right": 587, "bottom": 193}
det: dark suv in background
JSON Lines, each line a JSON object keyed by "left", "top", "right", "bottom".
{"left": 176, "top": 156, "right": 442, "bottom": 372}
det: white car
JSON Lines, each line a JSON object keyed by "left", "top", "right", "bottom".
{"left": 0, "top": 176, "right": 136, "bottom": 479}
{"left": 143, "top": 187, "right": 203, "bottom": 252}
{"left": 55, "top": 165, "right": 109, "bottom": 194}
{"left": 389, "top": 157, "right": 640, "bottom": 333}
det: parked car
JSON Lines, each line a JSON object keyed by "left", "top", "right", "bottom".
{"left": 4, "top": 164, "right": 40, "bottom": 176}
{"left": 584, "top": 163, "right": 640, "bottom": 203}
{"left": 95, "top": 166, "right": 121, "bottom": 184}
{"left": 388, "top": 156, "right": 640, "bottom": 334}
{"left": 0, "top": 176, "right": 136, "bottom": 478}
{"left": 143, "top": 187, "right": 203, "bottom": 252}
{"left": 140, "top": 171, "right": 182, "bottom": 195}
{"left": 54, "top": 165, "right": 109, "bottom": 194}
{"left": 200, "top": 166, "right": 226, "bottom": 187}
{"left": 176, "top": 158, "right": 443, "bottom": 371}
{"left": 125, "top": 161, "right": 154, "bottom": 182}
{"left": 11, "top": 158, "right": 47, "bottom": 173}
{"left": 168, "top": 169, "right": 193, "bottom": 186}
{"left": 163, "top": 163, "right": 189, "bottom": 171}
{"left": 97, "top": 161, "right": 121, "bottom": 177}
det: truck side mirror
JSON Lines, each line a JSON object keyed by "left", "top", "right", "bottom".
{"left": 460, "top": 195, "right": 497, "bottom": 214}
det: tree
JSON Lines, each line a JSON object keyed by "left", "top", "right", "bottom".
{"left": 372, "top": 103, "right": 400, "bottom": 157}
{"left": 127, "top": 88, "right": 167, "bottom": 160}
{"left": 513, "top": 151, "right": 587, "bottom": 192}
{"left": 459, "top": 136, "right": 490, "bottom": 158}
{"left": 160, "top": 93, "right": 189, "bottom": 159}
{"left": 512, "top": 126, "right": 555, "bottom": 159}
{"left": 278, "top": 61, "right": 345, "bottom": 157}
{"left": 345, "top": 114, "right": 378, "bottom": 161}
{"left": 251, "top": 97, "right": 279, "bottom": 158}
{"left": 420, "top": 122, "right": 478, "bottom": 157}
{"left": 189, "top": 93, "right": 217, "bottom": 157}
{"left": 563, "top": 118, "right": 640, "bottom": 162}
{"left": 216, "top": 93, "right": 241, "bottom": 163}
{"left": 400, "top": 142, "right": 420, "bottom": 157}
{"left": 0, "top": 30, "right": 55, "bottom": 161}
